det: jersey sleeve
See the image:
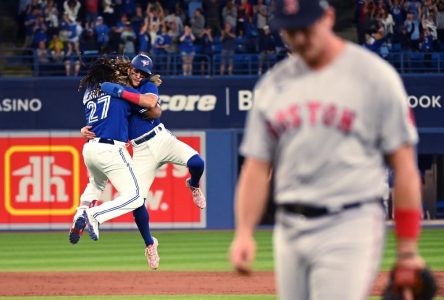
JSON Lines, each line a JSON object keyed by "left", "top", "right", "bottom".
{"left": 378, "top": 67, "right": 418, "bottom": 154}
{"left": 239, "top": 83, "right": 277, "bottom": 162}
{"left": 139, "top": 82, "right": 159, "bottom": 97}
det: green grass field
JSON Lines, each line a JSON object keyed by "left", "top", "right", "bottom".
{"left": 0, "top": 228, "right": 442, "bottom": 299}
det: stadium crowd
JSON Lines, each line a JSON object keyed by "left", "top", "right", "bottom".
{"left": 17, "top": 0, "right": 286, "bottom": 76}
{"left": 15, "top": 0, "right": 444, "bottom": 76}
{"left": 356, "top": 0, "right": 444, "bottom": 57}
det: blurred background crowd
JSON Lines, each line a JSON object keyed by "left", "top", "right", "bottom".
{"left": 5, "top": 0, "right": 444, "bottom": 76}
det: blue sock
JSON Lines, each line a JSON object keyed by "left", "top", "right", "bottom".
{"left": 187, "top": 154, "right": 205, "bottom": 187}
{"left": 133, "top": 201, "right": 154, "bottom": 246}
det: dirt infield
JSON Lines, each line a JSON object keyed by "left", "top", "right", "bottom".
{"left": 0, "top": 271, "right": 442, "bottom": 297}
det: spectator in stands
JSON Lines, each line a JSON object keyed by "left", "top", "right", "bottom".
{"left": 44, "top": 0, "right": 59, "bottom": 37}
{"left": 35, "top": 31, "right": 50, "bottom": 63}
{"left": 83, "top": 0, "right": 100, "bottom": 28}
{"left": 220, "top": 22, "right": 236, "bottom": 75}
{"left": 165, "top": 9, "right": 184, "bottom": 35}
{"left": 404, "top": 0, "right": 422, "bottom": 20}
{"left": 203, "top": 0, "right": 221, "bottom": 35}
{"left": 257, "top": 25, "right": 276, "bottom": 75}
{"left": 32, "top": 14, "right": 49, "bottom": 48}
{"left": 191, "top": 8, "right": 205, "bottom": 38}
{"left": 253, "top": 0, "right": 268, "bottom": 31}
{"left": 420, "top": 26, "right": 434, "bottom": 52}
{"left": 147, "top": 2, "right": 164, "bottom": 34}
{"left": 121, "top": 22, "right": 137, "bottom": 56}
{"left": 153, "top": 24, "right": 172, "bottom": 73}
{"left": 422, "top": 0, "right": 438, "bottom": 21}
{"left": 236, "top": 0, "right": 252, "bottom": 31}
{"left": 438, "top": 0, "right": 444, "bottom": 44}
{"left": 243, "top": 15, "right": 259, "bottom": 53}
{"left": 131, "top": 4, "right": 145, "bottom": 38}
{"left": 423, "top": 12, "right": 439, "bottom": 48}
{"left": 235, "top": 28, "right": 248, "bottom": 54}
{"left": 174, "top": 2, "right": 187, "bottom": 24}
{"left": 179, "top": 24, "right": 196, "bottom": 76}
{"left": 94, "top": 16, "right": 109, "bottom": 53}
{"left": 102, "top": 0, "right": 116, "bottom": 26}
{"left": 196, "top": 25, "right": 214, "bottom": 75}
{"left": 379, "top": 7, "right": 395, "bottom": 40}
{"left": 138, "top": 17, "right": 152, "bottom": 54}
{"left": 64, "top": 41, "right": 81, "bottom": 76}
{"left": 24, "top": 7, "right": 41, "bottom": 48}
{"left": 167, "top": 19, "right": 180, "bottom": 54}
{"left": 48, "top": 33, "right": 64, "bottom": 62}
{"left": 390, "top": 0, "right": 406, "bottom": 39}
{"left": 222, "top": 0, "right": 238, "bottom": 30}
{"left": 107, "top": 27, "right": 122, "bottom": 53}
{"left": 404, "top": 11, "right": 421, "bottom": 50}
{"left": 63, "top": 0, "right": 81, "bottom": 23}
{"left": 122, "top": 0, "right": 136, "bottom": 17}
{"left": 80, "top": 28, "right": 99, "bottom": 53}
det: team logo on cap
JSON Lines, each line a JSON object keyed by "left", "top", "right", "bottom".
{"left": 141, "top": 59, "right": 150, "bottom": 66}
{"left": 284, "top": 0, "right": 299, "bottom": 14}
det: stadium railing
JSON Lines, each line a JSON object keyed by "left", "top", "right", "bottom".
{"left": 1, "top": 48, "right": 444, "bottom": 77}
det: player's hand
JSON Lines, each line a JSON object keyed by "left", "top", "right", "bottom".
{"left": 80, "top": 126, "right": 96, "bottom": 140}
{"left": 100, "top": 82, "right": 123, "bottom": 98}
{"left": 393, "top": 254, "right": 426, "bottom": 300}
{"left": 230, "top": 233, "right": 256, "bottom": 276}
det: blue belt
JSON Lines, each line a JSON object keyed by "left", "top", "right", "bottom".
{"left": 133, "top": 126, "right": 163, "bottom": 145}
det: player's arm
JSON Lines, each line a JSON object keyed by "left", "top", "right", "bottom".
{"left": 231, "top": 157, "right": 271, "bottom": 274}
{"left": 142, "top": 102, "right": 162, "bottom": 119}
{"left": 100, "top": 82, "right": 157, "bottom": 109}
{"left": 387, "top": 145, "right": 423, "bottom": 258}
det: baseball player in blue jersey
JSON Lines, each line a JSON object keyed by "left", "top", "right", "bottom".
{"left": 72, "top": 54, "right": 205, "bottom": 270}
{"left": 69, "top": 57, "right": 161, "bottom": 270}
{"left": 230, "top": 1, "right": 429, "bottom": 300}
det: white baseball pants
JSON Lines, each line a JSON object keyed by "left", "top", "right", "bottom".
{"left": 81, "top": 140, "right": 144, "bottom": 224}
{"left": 273, "top": 202, "right": 385, "bottom": 300}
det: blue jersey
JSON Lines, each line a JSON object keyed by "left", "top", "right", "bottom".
{"left": 83, "top": 86, "right": 136, "bottom": 142}
{"left": 128, "top": 81, "right": 161, "bottom": 140}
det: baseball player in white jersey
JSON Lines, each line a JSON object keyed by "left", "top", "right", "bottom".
{"left": 230, "top": 1, "right": 427, "bottom": 299}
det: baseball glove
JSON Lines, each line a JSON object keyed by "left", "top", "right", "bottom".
{"left": 382, "top": 266, "right": 437, "bottom": 300}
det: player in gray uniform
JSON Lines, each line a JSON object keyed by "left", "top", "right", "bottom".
{"left": 230, "top": 1, "right": 427, "bottom": 300}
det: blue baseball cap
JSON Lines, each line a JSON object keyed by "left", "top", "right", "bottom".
{"left": 270, "top": 0, "right": 329, "bottom": 30}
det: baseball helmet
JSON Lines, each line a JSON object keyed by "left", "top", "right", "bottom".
{"left": 270, "top": 0, "right": 329, "bottom": 30}
{"left": 131, "top": 54, "right": 153, "bottom": 75}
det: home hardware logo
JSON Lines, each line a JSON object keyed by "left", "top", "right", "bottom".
{"left": 4, "top": 145, "right": 80, "bottom": 216}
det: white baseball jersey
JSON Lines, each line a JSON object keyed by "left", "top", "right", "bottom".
{"left": 240, "top": 42, "right": 418, "bottom": 206}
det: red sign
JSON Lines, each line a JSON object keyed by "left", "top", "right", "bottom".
{"left": 0, "top": 133, "right": 205, "bottom": 229}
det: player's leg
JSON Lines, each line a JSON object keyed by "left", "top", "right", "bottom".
{"left": 131, "top": 146, "right": 160, "bottom": 269}
{"left": 84, "top": 146, "right": 144, "bottom": 239}
{"left": 309, "top": 204, "right": 385, "bottom": 300}
{"left": 274, "top": 212, "right": 309, "bottom": 300}
{"left": 155, "top": 130, "right": 206, "bottom": 208}
{"left": 69, "top": 147, "right": 109, "bottom": 244}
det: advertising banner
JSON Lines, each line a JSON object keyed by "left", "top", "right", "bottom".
{"left": 0, "top": 132, "right": 206, "bottom": 230}
{"left": 0, "top": 76, "right": 443, "bottom": 130}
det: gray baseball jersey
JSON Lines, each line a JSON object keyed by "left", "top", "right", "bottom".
{"left": 240, "top": 42, "right": 418, "bottom": 206}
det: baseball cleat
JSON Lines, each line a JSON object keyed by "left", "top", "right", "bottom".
{"left": 83, "top": 210, "right": 100, "bottom": 241}
{"left": 145, "top": 237, "right": 160, "bottom": 270}
{"left": 68, "top": 216, "right": 86, "bottom": 244}
{"left": 186, "top": 178, "right": 206, "bottom": 209}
